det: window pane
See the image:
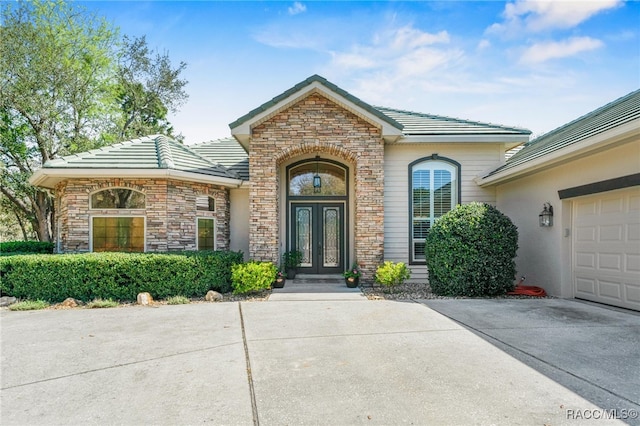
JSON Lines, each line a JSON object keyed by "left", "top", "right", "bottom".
{"left": 414, "top": 241, "right": 426, "bottom": 261}
{"left": 92, "top": 217, "right": 144, "bottom": 252}
{"left": 198, "top": 218, "right": 215, "bottom": 250}
{"left": 412, "top": 170, "right": 430, "bottom": 218}
{"left": 434, "top": 170, "right": 452, "bottom": 218}
{"left": 289, "top": 162, "right": 346, "bottom": 196}
{"left": 196, "top": 196, "right": 215, "bottom": 211}
{"left": 91, "top": 189, "right": 145, "bottom": 209}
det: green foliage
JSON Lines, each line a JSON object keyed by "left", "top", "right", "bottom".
{"left": 425, "top": 202, "right": 519, "bottom": 297}
{"left": 85, "top": 298, "right": 118, "bottom": 309}
{"left": 0, "top": 1, "right": 189, "bottom": 242}
{"left": 282, "top": 250, "right": 303, "bottom": 269}
{"left": 0, "top": 241, "right": 54, "bottom": 254}
{"left": 166, "top": 295, "right": 190, "bottom": 305}
{"left": 343, "top": 262, "right": 362, "bottom": 279}
{"left": 231, "top": 262, "right": 277, "bottom": 295}
{"left": 0, "top": 251, "right": 242, "bottom": 303}
{"left": 8, "top": 300, "right": 49, "bottom": 311}
{"left": 375, "top": 261, "right": 411, "bottom": 290}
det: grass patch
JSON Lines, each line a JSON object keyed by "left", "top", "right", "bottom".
{"left": 166, "top": 295, "right": 190, "bottom": 305}
{"left": 85, "top": 298, "right": 119, "bottom": 309}
{"left": 8, "top": 300, "right": 50, "bottom": 311}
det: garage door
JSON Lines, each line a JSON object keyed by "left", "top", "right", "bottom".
{"left": 573, "top": 187, "right": 640, "bottom": 311}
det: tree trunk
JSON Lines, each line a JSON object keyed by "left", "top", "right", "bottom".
{"left": 33, "top": 190, "right": 53, "bottom": 242}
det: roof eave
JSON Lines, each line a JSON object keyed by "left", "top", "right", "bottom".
{"left": 476, "top": 119, "right": 640, "bottom": 187}
{"left": 230, "top": 78, "right": 403, "bottom": 147}
{"left": 396, "top": 134, "right": 530, "bottom": 144}
{"left": 29, "top": 168, "right": 244, "bottom": 189}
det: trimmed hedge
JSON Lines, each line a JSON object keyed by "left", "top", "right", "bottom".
{"left": 0, "top": 251, "right": 243, "bottom": 303}
{"left": 0, "top": 241, "right": 54, "bottom": 255}
{"left": 425, "top": 202, "right": 519, "bottom": 297}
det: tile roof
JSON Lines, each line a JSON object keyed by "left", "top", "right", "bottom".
{"left": 229, "top": 74, "right": 403, "bottom": 131}
{"left": 44, "top": 135, "right": 240, "bottom": 180}
{"left": 191, "top": 137, "right": 249, "bottom": 181}
{"left": 374, "top": 107, "right": 531, "bottom": 136}
{"left": 485, "top": 89, "right": 640, "bottom": 177}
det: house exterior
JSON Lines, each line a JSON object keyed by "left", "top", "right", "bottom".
{"left": 30, "top": 75, "right": 640, "bottom": 311}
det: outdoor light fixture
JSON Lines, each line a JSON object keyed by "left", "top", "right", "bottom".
{"left": 313, "top": 155, "right": 321, "bottom": 193}
{"left": 539, "top": 202, "right": 554, "bottom": 227}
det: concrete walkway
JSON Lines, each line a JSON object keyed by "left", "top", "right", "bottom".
{"left": 269, "top": 281, "right": 365, "bottom": 301}
{"left": 1, "top": 295, "right": 636, "bottom": 425}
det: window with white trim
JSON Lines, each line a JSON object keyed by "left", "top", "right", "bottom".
{"left": 197, "top": 218, "right": 216, "bottom": 251}
{"left": 410, "top": 158, "right": 459, "bottom": 263}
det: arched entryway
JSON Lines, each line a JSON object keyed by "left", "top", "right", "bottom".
{"left": 286, "top": 157, "right": 348, "bottom": 274}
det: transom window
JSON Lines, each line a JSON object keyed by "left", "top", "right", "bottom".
{"left": 410, "top": 157, "right": 459, "bottom": 263}
{"left": 289, "top": 161, "right": 347, "bottom": 196}
{"left": 196, "top": 195, "right": 215, "bottom": 211}
{"left": 91, "top": 188, "right": 145, "bottom": 209}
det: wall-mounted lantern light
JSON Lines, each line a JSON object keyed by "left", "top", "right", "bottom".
{"left": 313, "top": 155, "right": 322, "bottom": 193}
{"left": 539, "top": 202, "right": 554, "bottom": 227}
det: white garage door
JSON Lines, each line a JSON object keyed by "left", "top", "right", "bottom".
{"left": 573, "top": 187, "right": 640, "bottom": 311}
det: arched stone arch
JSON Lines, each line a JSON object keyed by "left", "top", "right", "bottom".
{"left": 275, "top": 141, "right": 358, "bottom": 167}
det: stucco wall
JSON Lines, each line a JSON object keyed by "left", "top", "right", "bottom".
{"left": 54, "top": 178, "right": 230, "bottom": 253}
{"left": 384, "top": 143, "right": 504, "bottom": 282}
{"left": 229, "top": 187, "right": 250, "bottom": 260}
{"left": 495, "top": 139, "right": 639, "bottom": 297}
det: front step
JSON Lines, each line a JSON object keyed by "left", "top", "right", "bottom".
{"left": 292, "top": 274, "right": 344, "bottom": 285}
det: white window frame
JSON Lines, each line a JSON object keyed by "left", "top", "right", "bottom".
{"left": 409, "top": 157, "right": 460, "bottom": 264}
{"left": 90, "top": 215, "right": 147, "bottom": 253}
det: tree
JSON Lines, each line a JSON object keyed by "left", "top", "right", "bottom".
{"left": 116, "top": 36, "right": 188, "bottom": 141}
{"left": 1, "top": 0, "right": 189, "bottom": 242}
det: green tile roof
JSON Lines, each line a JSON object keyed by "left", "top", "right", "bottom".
{"left": 375, "top": 107, "right": 531, "bottom": 136}
{"left": 44, "top": 135, "right": 240, "bottom": 180}
{"left": 191, "top": 137, "right": 249, "bottom": 181}
{"left": 486, "top": 89, "right": 640, "bottom": 177}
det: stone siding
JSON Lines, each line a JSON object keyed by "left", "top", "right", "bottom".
{"left": 249, "top": 92, "right": 385, "bottom": 281}
{"left": 54, "top": 178, "right": 230, "bottom": 253}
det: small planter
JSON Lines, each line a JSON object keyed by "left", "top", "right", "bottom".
{"left": 273, "top": 277, "right": 286, "bottom": 288}
{"left": 286, "top": 268, "right": 297, "bottom": 279}
{"left": 345, "top": 276, "right": 359, "bottom": 288}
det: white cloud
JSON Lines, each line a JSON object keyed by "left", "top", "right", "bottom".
{"left": 520, "top": 36, "right": 604, "bottom": 64}
{"left": 489, "top": 0, "right": 622, "bottom": 35}
{"left": 329, "top": 25, "right": 455, "bottom": 76}
{"left": 288, "top": 2, "right": 306, "bottom": 16}
{"left": 477, "top": 39, "right": 491, "bottom": 50}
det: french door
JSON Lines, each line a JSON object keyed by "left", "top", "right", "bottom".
{"left": 290, "top": 203, "right": 344, "bottom": 274}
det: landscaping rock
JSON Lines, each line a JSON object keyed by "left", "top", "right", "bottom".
{"left": 0, "top": 296, "right": 17, "bottom": 307}
{"left": 136, "top": 292, "right": 153, "bottom": 306}
{"left": 205, "top": 290, "right": 223, "bottom": 302}
{"left": 60, "top": 298, "right": 80, "bottom": 308}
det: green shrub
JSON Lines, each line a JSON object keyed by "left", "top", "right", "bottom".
{"left": 0, "top": 241, "right": 54, "bottom": 255}
{"left": 86, "top": 298, "right": 118, "bottom": 309}
{"left": 0, "top": 251, "right": 243, "bottom": 303}
{"left": 8, "top": 300, "right": 49, "bottom": 311}
{"left": 375, "top": 261, "right": 411, "bottom": 291}
{"left": 425, "top": 202, "right": 518, "bottom": 297}
{"left": 166, "top": 295, "right": 190, "bottom": 305}
{"left": 231, "top": 261, "right": 277, "bottom": 294}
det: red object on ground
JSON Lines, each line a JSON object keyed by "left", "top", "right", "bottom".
{"left": 507, "top": 285, "right": 547, "bottom": 297}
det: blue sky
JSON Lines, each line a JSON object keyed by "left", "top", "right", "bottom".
{"left": 85, "top": 1, "right": 639, "bottom": 143}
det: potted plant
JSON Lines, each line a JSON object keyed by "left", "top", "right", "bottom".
{"left": 343, "top": 262, "right": 362, "bottom": 288}
{"left": 273, "top": 270, "right": 286, "bottom": 288}
{"left": 282, "top": 250, "right": 303, "bottom": 279}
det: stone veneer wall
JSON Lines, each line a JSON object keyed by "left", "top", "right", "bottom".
{"left": 249, "top": 92, "right": 385, "bottom": 282}
{"left": 54, "top": 178, "right": 230, "bottom": 253}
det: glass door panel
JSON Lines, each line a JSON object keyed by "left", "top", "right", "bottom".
{"left": 291, "top": 203, "right": 344, "bottom": 274}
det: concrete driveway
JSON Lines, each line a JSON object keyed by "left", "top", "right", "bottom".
{"left": 420, "top": 298, "right": 640, "bottom": 424}
{"left": 1, "top": 296, "right": 638, "bottom": 425}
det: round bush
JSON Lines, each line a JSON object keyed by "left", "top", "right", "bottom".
{"left": 425, "top": 202, "right": 518, "bottom": 297}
